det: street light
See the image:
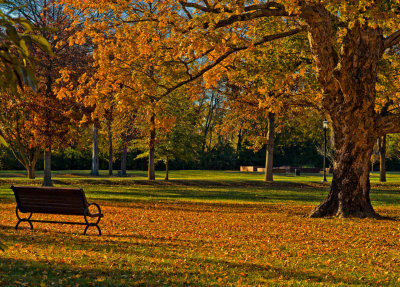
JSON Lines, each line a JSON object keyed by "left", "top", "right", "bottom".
{"left": 323, "top": 119, "right": 328, "bottom": 182}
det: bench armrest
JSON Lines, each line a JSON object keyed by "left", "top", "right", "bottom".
{"left": 87, "top": 213, "right": 103, "bottom": 218}
{"left": 87, "top": 202, "right": 103, "bottom": 217}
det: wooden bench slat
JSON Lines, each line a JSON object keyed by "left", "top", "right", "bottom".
{"left": 18, "top": 198, "right": 85, "bottom": 206}
{"left": 19, "top": 206, "right": 85, "bottom": 215}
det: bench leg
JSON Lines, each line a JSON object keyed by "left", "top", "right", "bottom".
{"left": 83, "top": 209, "right": 102, "bottom": 236}
{"left": 15, "top": 220, "right": 33, "bottom": 230}
{"left": 15, "top": 207, "right": 33, "bottom": 230}
{"left": 83, "top": 224, "right": 101, "bottom": 236}
{"left": 96, "top": 225, "right": 101, "bottom": 236}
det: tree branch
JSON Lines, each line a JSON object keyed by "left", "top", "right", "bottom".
{"left": 179, "top": 1, "right": 286, "bottom": 14}
{"left": 384, "top": 30, "right": 400, "bottom": 49}
{"left": 376, "top": 113, "right": 400, "bottom": 135}
{"left": 160, "top": 27, "right": 305, "bottom": 98}
{"left": 299, "top": 2, "right": 340, "bottom": 101}
{"left": 179, "top": 1, "right": 291, "bottom": 29}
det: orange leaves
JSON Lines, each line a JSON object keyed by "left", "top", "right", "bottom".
{"left": 1, "top": 175, "right": 400, "bottom": 285}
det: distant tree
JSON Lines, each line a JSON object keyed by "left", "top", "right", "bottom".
{"left": 15, "top": 0, "right": 89, "bottom": 186}
{"left": 9, "top": 0, "right": 90, "bottom": 186}
{"left": 62, "top": 1, "right": 200, "bottom": 180}
{"left": 0, "top": 2, "right": 53, "bottom": 179}
{"left": 377, "top": 136, "right": 387, "bottom": 182}
{"left": 115, "top": 114, "right": 137, "bottom": 177}
{"left": 0, "top": 92, "right": 40, "bottom": 178}
{"left": 0, "top": 0, "right": 53, "bottom": 251}
{"left": 157, "top": 95, "right": 202, "bottom": 180}
{"left": 220, "top": 27, "right": 317, "bottom": 181}
{"left": 90, "top": 123, "right": 100, "bottom": 176}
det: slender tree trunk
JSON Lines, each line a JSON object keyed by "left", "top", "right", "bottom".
{"left": 202, "top": 93, "right": 215, "bottom": 153}
{"left": 165, "top": 156, "right": 169, "bottom": 181}
{"left": 264, "top": 113, "right": 275, "bottom": 182}
{"left": 10, "top": 148, "right": 40, "bottom": 180}
{"left": 148, "top": 113, "right": 156, "bottom": 180}
{"left": 120, "top": 142, "right": 127, "bottom": 177}
{"left": 27, "top": 164, "right": 36, "bottom": 179}
{"left": 42, "top": 148, "right": 53, "bottom": 187}
{"left": 107, "top": 121, "right": 113, "bottom": 176}
{"left": 378, "top": 135, "right": 386, "bottom": 182}
{"left": 91, "top": 123, "right": 99, "bottom": 176}
{"left": 236, "top": 128, "right": 242, "bottom": 161}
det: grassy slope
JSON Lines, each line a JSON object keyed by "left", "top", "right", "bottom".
{"left": 0, "top": 170, "right": 399, "bottom": 286}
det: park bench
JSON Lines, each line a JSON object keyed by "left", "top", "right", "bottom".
{"left": 11, "top": 185, "right": 103, "bottom": 235}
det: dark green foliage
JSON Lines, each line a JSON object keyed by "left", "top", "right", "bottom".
{"left": 0, "top": 142, "right": 326, "bottom": 171}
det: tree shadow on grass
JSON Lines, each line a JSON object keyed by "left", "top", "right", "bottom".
{"left": 84, "top": 183, "right": 400, "bottom": 206}
{"left": 86, "top": 185, "right": 326, "bottom": 205}
{"left": 0, "top": 250, "right": 384, "bottom": 286}
{"left": 0, "top": 257, "right": 207, "bottom": 286}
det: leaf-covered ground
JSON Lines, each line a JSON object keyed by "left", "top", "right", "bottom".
{"left": 0, "top": 171, "right": 399, "bottom": 286}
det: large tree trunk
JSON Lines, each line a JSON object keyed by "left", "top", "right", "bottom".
{"left": 301, "top": 3, "right": 385, "bottom": 218}
{"left": 378, "top": 135, "right": 386, "bottom": 182}
{"left": 264, "top": 113, "right": 275, "bottom": 182}
{"left": 91, "top": 123, "right": 99, "bottom": 176}
{"left": 148, "top": 113, "right": 156, "bottom": 180}
{"left": 43, "top": 148, "right": 53, "bottom": 187}
{"left": 107, "top": 120, "right": 113, "bottom": 176}
{"left": 310, "top": 128, "right": 377, "bottom": 218}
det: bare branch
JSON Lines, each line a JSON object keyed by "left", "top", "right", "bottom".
{"left": 182, "top": 6, "right": 193, "bottom": 19}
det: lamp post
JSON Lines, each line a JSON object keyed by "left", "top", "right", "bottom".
{"left": 323, "top": 119, "right": 328, "bottom": 182}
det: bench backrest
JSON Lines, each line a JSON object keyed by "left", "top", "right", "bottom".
{"left": 12, "top": 186, "right": 89, "bottom": 215}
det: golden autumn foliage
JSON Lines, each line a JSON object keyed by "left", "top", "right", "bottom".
{"left": 55, "top": 0, "right": 400, "bottom": 216}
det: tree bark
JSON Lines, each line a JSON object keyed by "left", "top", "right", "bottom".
{"left": 3, "top": 132, "right": 41, "bottom": 180}
{"left": 310, "top": 130, "right": 377, "bottom": 218}
{"left": 27, "top": 163, "right": 36, "bottom": 179}
{"left": 165, "top": 156, "right": 169, "bottom": 181}
{"left": 148, "top": 113, "right": 156, "bottom": 180}
{"left": 264, "top": 113, "right": 275, "bottom": 182}
{"left": 107, "top": 120, "right": 113, "bottom": 176}
{"left": 11, "top": 148, "right": 39, "bottom": 180}
{"left": 42, "top": 148, "right": 53, "bottom": 187}
{"left": 301, "top": 3, "right": 385, "bottom": 218}
{"left": 120, "top": 141, "right": 127, "bottom": 177}
{"left": 236, "top": 128, "right": 242, "bottom": 159}
{"left": 378, "top": 135, "right": 386, "bottom": 183}
{"left": 202, "top": 93, "right": 215, "bottom": 152}
{"left": 91, "top": 123, "right": 99, "bottom": 176}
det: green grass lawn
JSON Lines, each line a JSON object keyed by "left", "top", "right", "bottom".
{"left": 0, "top": 170, "right": 399, "bottom": 286}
